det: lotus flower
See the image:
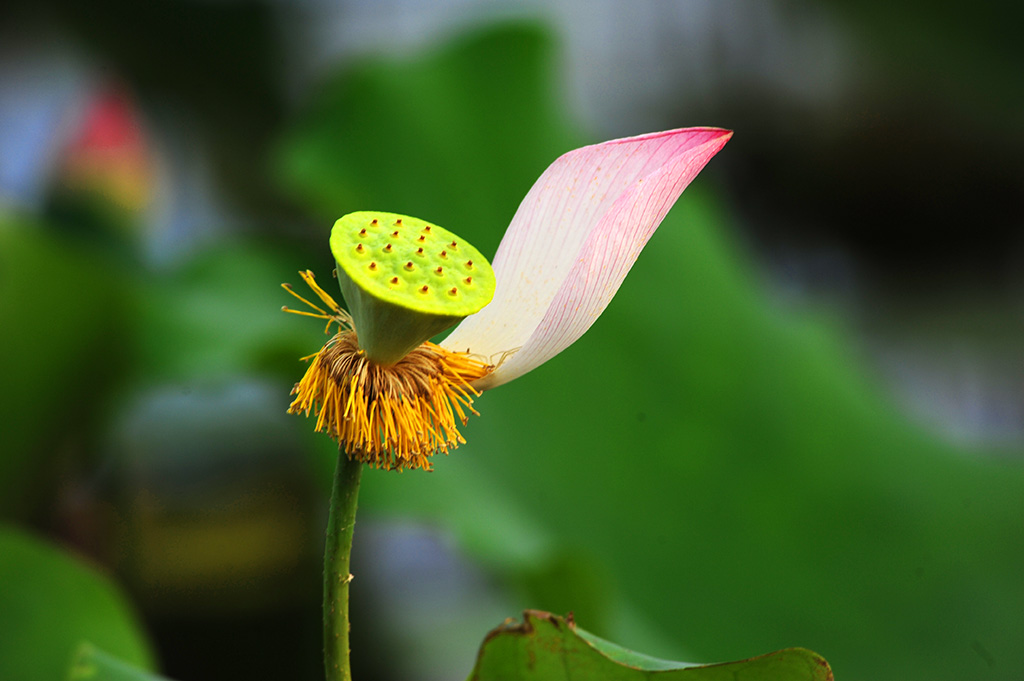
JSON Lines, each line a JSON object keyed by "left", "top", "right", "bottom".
{"left": 284, "top": 127, "right": 732, "bottom": 470}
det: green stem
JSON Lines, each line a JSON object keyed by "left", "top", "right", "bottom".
{"left": 324, "top": 451, "right": 362, "bottom": 681}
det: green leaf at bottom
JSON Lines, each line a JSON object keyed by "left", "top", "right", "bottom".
{"left": 0, "top": 527, "right": 153, "bottom": 681}
{"left": 469, "top": 611, "right": 832, "bottom": 681}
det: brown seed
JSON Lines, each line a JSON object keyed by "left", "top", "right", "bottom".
{"left": 395, "top": 219, "right": 403, "bottom": 226}
{"left": 423, "top": 225, "right": 431, "bottom": 232}
{"left": 416, "top": 247, "right": 424, "bottom": 255}
{"left": 419, "top": 285, "right": 429, "bottom": 293}
{"left": 391, "top": 231, "right": 399, "bottom": 237}
{"left": 384, "top": 244, "right": 392, "bottom": 253}
{"left": 369, "top": 262, "right": 377, "bottom": 270}
{"left": 370, "top": 219, "right": 378, "bottom": 226}
{"left": 418, "top": 235, "right": 426, "bottom": 242}
{"left": 359, "top": 228, "right": 367, "bottom": 236}
{"left": 404, "top": 261, "right": 414, "bottom": 270}
{"left": 448, "top": 287, "right": 458, "bottom": 296}
{"left": 466, "top": 260, "right": 474, "bottom": 268}
{"left": 355, "top": 244, "right": 364, "bottom": 253}
{"left": 450, "top": 241, "right": 458, "bottom": 248}
{"left": 390, "top": 277, "right": 399, "bottom": 285}
{"left": 440, "top": 250, "right": 447, "bottom": 258}
{"left": 465, "top": 276, "right": 472, "bottom": 284}
{"left": 435, "top": 266, "right": 443, "bottom": 275}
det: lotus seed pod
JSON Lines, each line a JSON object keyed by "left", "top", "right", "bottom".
{"left": 330, "top": 211, "right": 496, "bottom": 365}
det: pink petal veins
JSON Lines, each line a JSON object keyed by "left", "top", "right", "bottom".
{"left": 442, "top": 127, "right": 732, "bottom": 389}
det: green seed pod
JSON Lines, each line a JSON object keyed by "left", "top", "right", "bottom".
{"left": 330, "top": 211, "right": 496, "bottom": 365}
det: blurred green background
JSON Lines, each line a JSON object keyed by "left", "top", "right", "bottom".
{"left": 1, "top": 2, "right": 1022, "bottom": 680}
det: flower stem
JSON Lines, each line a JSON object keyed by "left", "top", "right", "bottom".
{"left": 324, "top": 451, "right": 362, "bottom": 681}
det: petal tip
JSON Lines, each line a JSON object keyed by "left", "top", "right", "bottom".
{"left": 693, "top": 126, "right": 733, "bottom": 142}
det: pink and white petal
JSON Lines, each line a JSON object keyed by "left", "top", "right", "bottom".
{"left": 473, "top": 127, "right": 731, "bottom": 388}
{"left": 442, "top": 127, "right": 732, "bottom": 376}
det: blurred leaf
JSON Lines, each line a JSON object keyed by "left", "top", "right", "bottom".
{"left": 276, "top": 21, "right": 583, "bottom": 259}
{"left": 139, "top": 242, "right": 319, "bottom": 382}
{"left": 0, "top": 221, "right": 131, "bottom": 519}
{"left": 69, "top": 644, "right": 174, "bottom": 681}
{"left": 280, "top": 20, "right": 1024, "bottom": 681}
{"left": 447, "top": 195, "right": 1024, "bottom": 681}
{"left": 469, "top": 611, "right": 832, "bottom": 681}
{"left": 353, "top": 456, "right": 615, "bottom": 633}
{"left": 0, "top": 526, "right": 153, "bottom": 681}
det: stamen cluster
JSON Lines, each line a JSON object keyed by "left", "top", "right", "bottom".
{"left": 283, "top": 270, "right": 493, "bottom": 471}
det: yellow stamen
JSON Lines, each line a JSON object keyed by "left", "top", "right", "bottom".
{"left": 298, "top": 269, "right": 344, "bottom": 314}
{"left": 281, "top": 282, "right": 328, "bottom": 315}
{"left": 283, "top": 272, "right": 354, "bottom": 335}
{"left": 284, "top": 272, "right": 493, "bottom": 471}
{"left": 281, "top": 306, "right": 330, "bottom": 320}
